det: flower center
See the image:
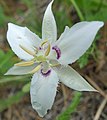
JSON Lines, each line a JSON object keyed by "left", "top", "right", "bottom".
{"left": 39, "top": 40, "right": 51, "bottom": 57}
{"left": 17, "top": 42, "right": 60, "bottom": 75}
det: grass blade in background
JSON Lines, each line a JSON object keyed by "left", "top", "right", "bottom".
{"left": 70, "top": 0, "right": 85, "bottom": 21}
{"left": 0, "top": 82, "right": 30, "bottom": 112}
{"left": 56, "top": 92, "right": 82, "bottom": 120}
{"left": 0, "top": 76, "right": 29, "bottom": 84}
{"left": 0, "top": 91, "right": 25, "bottom": 112}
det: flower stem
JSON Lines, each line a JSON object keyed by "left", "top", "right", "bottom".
{"left": 70, "top": 0, "right": 85, "bottom": 21}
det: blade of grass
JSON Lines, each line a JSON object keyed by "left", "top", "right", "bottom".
{"left": 0, "top": 76, "right": 30, "bottom": 84}
{"left": 0, "top": 82, "right": 31, "bottom": 112}
{"left": 70, "top": 0, "right": 85, "bottom": 21}
{"left": 0, "top": 91, "right": 25, "bottom": 112}
{"left": 0, "top": 50, "right": 14, "bottom": 68}
{"left": 56, "top": 91, "right": 82, "bottom": 120}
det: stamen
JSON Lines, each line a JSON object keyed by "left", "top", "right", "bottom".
{"left": 41, "top": 69, "right": 51, "bottom": 77}
{"left": 33, "top": 46, "right": 38, "bottom": 54}
{"left": 52, "top": 46, "right": 61, "bottom": 59}
{"left": 19, "top": 45, "right": 35, "bottom": 56}
{"left": 45, "top": 44, "right": 51, "bottom": 56}
{"left": 15, "top": 60, "right": 34, "bottom": 67}
{"left": 28, "top": 64, "right": 41, "bottom": 74}
{"left": 40, "top": 40, "right": 48, "bottom": 47}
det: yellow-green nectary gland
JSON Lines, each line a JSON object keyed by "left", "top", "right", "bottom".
{"left": 35, "top": 55, "right": 47, "bottom": 62}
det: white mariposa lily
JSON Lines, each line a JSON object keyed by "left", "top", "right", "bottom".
{"left": 5, "top": 0, "right": 104, "bottom": 117}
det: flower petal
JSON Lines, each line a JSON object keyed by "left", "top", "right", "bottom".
{"left": 7, "top": 23, "right": 41, "bottom": 60}
{"left": 30, "top": 69, "right": 59, "bottom": 117}
{"left": 55, "top": 21, "right": 104, "bottom": 65}
{"left": 5, "top": 64, "right": 37, "bottom": 75}
{"left": 58, "top": 26, "right": 70, "bottom": 40}
{"left": 54, "top": 65, "right": 96, "bottom": 91}
{"left": 42, "top": 0, "right": 57, "bottom": 43}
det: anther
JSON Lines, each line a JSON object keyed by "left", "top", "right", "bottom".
{"left": 40, "top": 40, "right": 48, "bottom": 47}
{"left": 28, "top": 64, "right": 41, "bottom": 74}
{"left": 45, "top": 43, "right": 51, "bottom": 56}
{"left": 19, "top": 45, "right": 35, "bottom": 56}
{"left": 15, "top": 60, "right": 34, "bottom": 67}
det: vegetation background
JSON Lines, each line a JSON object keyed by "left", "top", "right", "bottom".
{"left": 0, "top": 0, "right": 107, "bottom": 120}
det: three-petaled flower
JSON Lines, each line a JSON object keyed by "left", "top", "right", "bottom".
{"left": 5, "top": 0, "right": 104, "bottom": 117}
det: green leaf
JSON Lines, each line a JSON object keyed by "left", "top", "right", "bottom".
{"left": 0, "top": 76, "right": 29, "bottom": 84}
{"left": 22, "top": 82, "right": 30, "bottom": 93}
{"left": 0, "top": 50, "right": 18, "bottom": 74}
{"left": 0, "top": 50, "right": 14, "bottom": 68}
{"left": 0, "top": 6, "right": 6, "bottom": 27}
{"left": 0, "top": 49, "right": 5, "bottom": 58}
{"left": 78, "top": 53, "right": 89, "bottom": 68}
{"left": 76, "top": 0, "right": 107, "bottom": 21}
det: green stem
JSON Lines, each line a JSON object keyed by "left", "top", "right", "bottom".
{"left": 70, "top": 0, "right": 85, "bottom": 21}
{"left": 56, "top": 91, "right": 82, "bottom": 120}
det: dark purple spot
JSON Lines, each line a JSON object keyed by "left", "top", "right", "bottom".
{"left": 52, "top": 46, "right": 61, "bottom": 59}
{"left": 39, "top": 47, "right": 42, "bottom": 50}
{"left": 41, "top": 69, "right": 51, "bottom": 77}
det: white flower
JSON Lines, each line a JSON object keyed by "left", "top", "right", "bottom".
{"left": 5, "top": 0, "right": 104, "bottom": 117}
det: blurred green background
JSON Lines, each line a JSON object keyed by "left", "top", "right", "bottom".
{"left": 0, "top": 0, "right": 107, "bottom": 120}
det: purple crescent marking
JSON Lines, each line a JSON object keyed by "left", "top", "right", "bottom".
{"left": 52, "top": 46, "right": 61, "bottom": 59}
{"left": 41, "top": 69, "right": 51, "bottom": 77}
{"left": 39, "top": 47, "right": 42, "bottom": 50}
